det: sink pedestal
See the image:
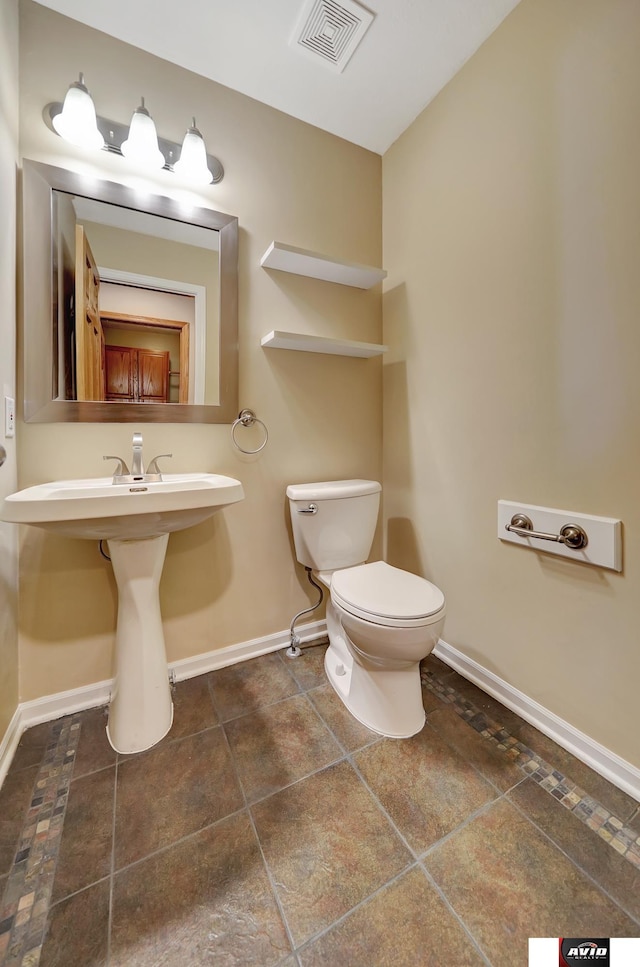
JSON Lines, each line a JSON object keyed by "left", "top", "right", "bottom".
{"left": 106, "top": 534, "right": 173, "bottom": 754}
{"left": 1, "top": 472, "right": 246, "bottom": 754}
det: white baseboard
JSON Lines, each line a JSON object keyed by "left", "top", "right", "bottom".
{"left": 5, "top": 624, "right": 636, "bottom": 805}
{"left": 434, "top": 640, "right": 640, "bottom": 804}
{"left": 0, "top": 679, "right": 114, "bottom": 790}
{"left": 0, "top": 707, "right": 22, "bottom": 790}
{"left": 0, "top": 619, "right": 328, "bottom": 785}
{"left": 169, "top": 619, "right": 327, "bottom": 681}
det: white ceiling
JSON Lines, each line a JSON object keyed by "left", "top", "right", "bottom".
{"left": 34, "top": 0, "right": 522, "bottom": 154}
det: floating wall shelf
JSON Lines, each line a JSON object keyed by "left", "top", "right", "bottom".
{"left": 261, "top": 330, "right": 387, "bottom": 358}
{"left": 260, "top": 241, "right": 387, "bottom": 290}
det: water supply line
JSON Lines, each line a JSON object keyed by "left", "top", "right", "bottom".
{"left": 286, "top": 567, "right": 324, "bottom": 658}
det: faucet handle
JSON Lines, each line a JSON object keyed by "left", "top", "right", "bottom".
{"left": 145, "top": 453, "right": 173, "bottom": 476}
{"left": 103, "top": 455, "right": 130, "bottom": 478}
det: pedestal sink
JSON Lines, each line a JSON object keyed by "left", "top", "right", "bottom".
{"left": 1, "top": 473, "right": 244, "bottom": 754}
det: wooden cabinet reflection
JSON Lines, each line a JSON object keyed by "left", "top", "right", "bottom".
{"left": 105, "top": 346, "right": 170, "bottom": 403}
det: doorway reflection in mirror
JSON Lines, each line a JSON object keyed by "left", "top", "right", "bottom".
{"left": 54, "top": 192, "right": 219, "bottom": 405}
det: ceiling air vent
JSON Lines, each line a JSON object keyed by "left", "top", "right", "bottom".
{"left": 290, "top": 0, "right": 375, "bottom": 73}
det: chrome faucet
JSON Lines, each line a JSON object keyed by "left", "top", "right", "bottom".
{"left": 104, "top": 431, "right": 172, "bottom": 484}
{"left": 131, "top": 432, "right": 144, "bottom": 477}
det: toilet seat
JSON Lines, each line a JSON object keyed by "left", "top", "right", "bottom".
{"left": 331, "top": 561, "right": 445, "bottom": 629}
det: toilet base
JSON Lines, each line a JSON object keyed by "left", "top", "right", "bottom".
{"left": 324, "top": 631, "right": 426, "bottom": 739}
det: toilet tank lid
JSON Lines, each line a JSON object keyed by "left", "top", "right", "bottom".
{"left": 286, "top": 480, "right": 381, "bottom": 501}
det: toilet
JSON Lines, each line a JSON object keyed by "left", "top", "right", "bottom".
{"left": 286, "top": 479, "right": 446, "bottom": 738}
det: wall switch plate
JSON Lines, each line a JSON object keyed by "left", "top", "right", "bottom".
{"left": 498, "top": 499, "right": 622, "bottom": 571}
{"left": 4, "top": 397, "right": 15, "bottom": 438}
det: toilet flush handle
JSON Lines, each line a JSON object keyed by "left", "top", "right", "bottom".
{"left": 298, "top": 503, "right": 318, "bottom": 515}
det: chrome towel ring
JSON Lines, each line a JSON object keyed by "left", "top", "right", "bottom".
{"left": 231, "top": 409, "right": 269, "bottom": 454}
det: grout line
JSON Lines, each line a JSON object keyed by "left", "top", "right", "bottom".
{"left": 217, "top": 669, "right": 425, "bottom": 960}
{"left": 108, "top": 689, "right": 362, "bottom": 883}
{"left": 418, "top": 863, "right": 494, "bottom": 967}
{"left": 423, "top": 716, "right": 517, "bottom": 801}
{"left": 41, "top": 875, "right": 111, "bottom": 912}
{"left": 218, "top": 721, "right": 298, "bottom": 962}
{"left": 221, "top": 687, "right": 325, "bottom": 731}
{"left": 0, "top": 714, "right": 83, "bottom": 966}
{"left": 245, "top": 808, "right": 298, "bottom": 962}
{"left": 343, "top": 752, "right": 421, "bottom": 862}
{"left": 292, "top": 691, "right": 346, "bottom": 761}
{"left": 304, "top": 690, "right": 382, "bottom": 756}
{"left": 106, "top": 738, "right": 118, "bottom": 967}
{"left": 115, "top": 721, "right": 220, "bottom": 758}
{"left": 207, "top": 685, "right": 305, "bottom": 728}
{"left": 418, "top": 797, "right": 501, "bottom": 863}
{"left": 506, "top": 794, "right": 640, "bottom": 929}
{"left": 245, "top": 753, "right": 350, "bottom": 810}
{"left": 272, "top": 649, "right": 576, "bottom": 961}
{"left": 70, "top": 759, "right": 115, "bottom": 784}
{"left": 3, "top": 650, "right": 637, "bottom": 966}
{"left": 216, "top": 677, "right": 355, "bottom": 811}
{"left": 218, "top": 719, "right": 250, "bottom": 811}
{"left": 421, "top": 668, "right": 640, "bottom": 870}
{"left": 108, "top": 804, "right": 248, "bottom": 880}
{"left": 293, "top": 862, "right": 423, "bottom": 956}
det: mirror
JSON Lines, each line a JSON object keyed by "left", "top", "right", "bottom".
{"left": 22, "top": 160, "right": 238, "bottom": 423}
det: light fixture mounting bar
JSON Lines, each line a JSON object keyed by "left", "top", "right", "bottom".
{"left": 43, "top": 103, "right": 224, "bottom": 184}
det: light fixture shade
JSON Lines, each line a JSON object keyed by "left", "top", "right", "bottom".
{"left": 121, "top": 98, "right": 165, "bottom": 169}
{"left": 173, "top": 119, "right": 213, "bottom": 185}
{"left": 52, "top": 74, "right": 104, "bottom": 150}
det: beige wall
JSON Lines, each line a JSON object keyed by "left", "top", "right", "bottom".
{"left": 0, "top": 0, "right": 20, "bottom": 745}
{"left": 383, "top": 0, "right": 640, "bottom": 768}
{"left": 17, "top": 1, "right": 382, "bottom": 701}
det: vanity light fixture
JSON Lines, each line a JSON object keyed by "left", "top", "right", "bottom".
{"left": 120, "top": 98, "right": 165, "bottom": 170}
{"left": 45, "top": 75, "right": 224, "bottom": 184}
{"left": 172, "top": 118, "right": 213, "bottom": 185}
{"left": 51, "top": 74, "right": 104, "bottom": 150}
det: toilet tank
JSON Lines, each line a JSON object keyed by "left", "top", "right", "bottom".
{"left": 286, "top": 480, "right": 381, "bottom": 571}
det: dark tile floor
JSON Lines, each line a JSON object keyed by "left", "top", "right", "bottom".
{"left": 1, "top": 646, "right": 639, "bottom": 966}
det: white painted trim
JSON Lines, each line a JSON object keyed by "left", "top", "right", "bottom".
{"left": 0, "top": 707, "right": 22, "bottom": 790}
{"left": 1, "top": 680, "right": 114, "bottom": 787}
{"left": 169, "top": 619, "right": 327, "bottom": 681}
{"left": 19, "top": 681, "right": 113, "bottom": 731}
{"left": 434, "top": 640, "right": 640, "bottom": 803}
{"left": 98, "top": 266, "right": 207, "bottom": 404}
{"left": 0, "top": 620, "right": 327, "bottom": 786}
{"left": 6, "top": 626, "right": 636, "bottom": 804}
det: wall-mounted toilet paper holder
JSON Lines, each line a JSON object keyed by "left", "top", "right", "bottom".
{"left": 498, "top": 500, "right": 621, "bottom": 570}
{"left": 506, "top": 513, "right": 588, "bottom": 550}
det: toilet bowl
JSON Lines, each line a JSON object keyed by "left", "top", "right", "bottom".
{"left": 286, "top": 480, "right": 446, "bottom": 738}
{"left": 322, "top": 561, "right": 445, "bottom": 737}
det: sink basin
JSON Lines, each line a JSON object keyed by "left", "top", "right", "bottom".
{"left": 1, "top": 471, "right": 245, "bottom": 755}
{"left": 0, "top": 473, "right": 245, "bottom": 540}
